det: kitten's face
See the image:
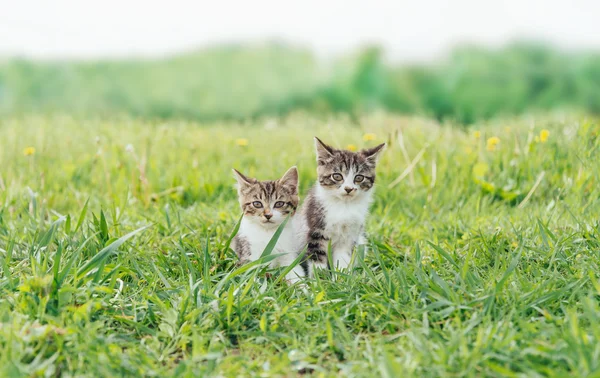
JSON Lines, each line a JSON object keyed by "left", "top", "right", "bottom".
{"left": 314, "top": 137, "right": 385, "bottom": 201}
{"left": 233, "top": 166, "right": 299, "bottom": 229}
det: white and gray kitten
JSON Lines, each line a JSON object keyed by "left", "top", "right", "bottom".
{"left": 298, "top": 137, "right": 385, "bottom": 276}
{"left": 232, "top": 166, "right": 307, "bottom": 282}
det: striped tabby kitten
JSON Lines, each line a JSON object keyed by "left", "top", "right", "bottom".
{"left": 232, "top": 167, "right": 306, "bottom": 282}
{"left": 299, "top": 137, "right": 385, "bottom": 276}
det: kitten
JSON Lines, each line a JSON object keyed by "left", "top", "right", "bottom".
{"left": 298, "top": 137, "right": 385, "bottom": 276}
{"left": 231, "top": 166, "right": 306, "bottom": 282}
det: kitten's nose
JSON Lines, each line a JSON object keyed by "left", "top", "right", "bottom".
{"left": 344, "top": 187, "right": 354, "bottom": 194}
{"left": 264, "top": 213, "right": 273, "bottom": 220}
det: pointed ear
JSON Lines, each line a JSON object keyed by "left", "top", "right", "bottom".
{"left": 279, "top": 166, "right": 298, "bottom": 193}
{"left": 314, "top": 137, "right": 335, "bottom": 161}
{"left": 232, "top": 169, "right": 255, "bottom": 188}
{"left": 361, "top": 143, "right": 386, "bottom": 163}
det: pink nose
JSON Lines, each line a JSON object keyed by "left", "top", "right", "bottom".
{"left": 265, "top": 213, "right": 272, "bottom": 220}
{"left": 344, "top": 187, "right": 353, "bottom": 194}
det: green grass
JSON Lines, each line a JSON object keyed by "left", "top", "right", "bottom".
{"left": 3, "top": 42, "right": 600, "bottom": 123}
{"left": 0, "top": 112, "right": 599, "bottom": 377}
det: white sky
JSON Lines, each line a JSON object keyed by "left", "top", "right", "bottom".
{"left": 1, "top": 0, "right": 599, "bottom": 62}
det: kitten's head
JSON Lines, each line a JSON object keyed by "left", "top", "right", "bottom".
{"left": 314, "top": 137, "right": 385, "bottom": 201}
{"left": 233, "top": 166, "right": 299, "bottom": 229}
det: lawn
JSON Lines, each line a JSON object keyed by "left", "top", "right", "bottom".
{"left": 0, "top": 112, "right": 599, "bottom": 377}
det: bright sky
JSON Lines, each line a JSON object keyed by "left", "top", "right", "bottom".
{"left": 1, "top": 0, "right": 599, "bottom": 62}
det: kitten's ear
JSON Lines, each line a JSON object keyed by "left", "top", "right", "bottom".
{"left": 232, "top": 169, "right": 256, "bottom": 188}
{"left": 361, "top": 143, "right": 386, "bottom": 163}
{"left": 279, "top": 166, "right": 298, "bottom": 193}
{"left": 314, "top": 137, "right": 335, "bottom": 160}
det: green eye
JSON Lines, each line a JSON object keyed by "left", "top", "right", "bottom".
{"left": 354, "top": 175, "right": 365, "bottom": 183}
{"left": 274, "top": 201, "right": 285, "bottom": 208}
{"left": 252, "top": 201, "right": 263, "bottom": 208}
{"left": 332, "top": 173, "right": 343, "bottom": 181}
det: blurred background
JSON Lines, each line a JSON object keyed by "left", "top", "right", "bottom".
{"left": 1, "top": 0, "right": 599, "bottom": 124}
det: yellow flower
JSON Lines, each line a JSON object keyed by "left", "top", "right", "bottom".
{"left": 23, "top": 147, "right": 36, "bottom": 156}
{"left": 235, "top": 138, "right": 249, "bottom": 147}
{"left": 486, "top": 137, "right": 500, "bottom": 151}
{"left": 504, "top": 127, "right": 511, "bottom": 134}
{"left": 464, "top": 146, "right": 473, "bottom": 154}
{"left": 346, "top": 144, "right": 357, "bottom": 152}
{"left": 473, "top": 130, "right": 481, "bottom": 139}
{"left": 362, "top": 133, "right": 376, "bottom": 141}
{"left": 540, "top": 129, "right": 550, "bottom": 143}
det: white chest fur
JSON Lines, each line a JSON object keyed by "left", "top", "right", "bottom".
{"left": 238, "top": 217, "right": 301, "bottom": 266}
{"left": 314, "top": 184, "right": 372, "bottom": 247}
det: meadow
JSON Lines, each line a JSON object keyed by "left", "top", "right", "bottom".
{"left": 2, "top": 43, "right": 600, "bottom": 123}
{"left": 0, "top": 112, "right": 599, "bottom": 376}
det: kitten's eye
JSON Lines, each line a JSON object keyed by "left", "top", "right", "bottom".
{"left": 332, "top": 173, "right": 343, "bottom": 181}
{"left": 252, "top": 201, "right": 263, "bottom": 208}
{"left": 354, "top": 175, "right": 365, "bottom": 183}
{"left": 274, "top": 201, "right": 285, "bottom": 208}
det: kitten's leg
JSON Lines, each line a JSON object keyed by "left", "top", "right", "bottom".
{"left": 332, "top": 242, "right": 354, "bottom": 270}
{"left": 358, "top": 233, "right": 368, "bottom": 246}
{"left": 276, "top": 250, "right": 307, "bottom": 284}
{"left": 307, "top": 229, "right": 329, "bottom": 275}
{"left": 304, "top": 195, "right": 329, "bottom": 276}
{"left": 356, "top": 233, "right": 368, "bottom": 262}
{"left": 285, "top": 264, "right": 306, "bottom": 284}
{"left": 233, "top": 235, "right": 251, "bottom": 266}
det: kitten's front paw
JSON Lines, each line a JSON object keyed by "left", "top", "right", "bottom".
{"left": 309, "top": 260, "right": 328, "bottom": 277}
{"left": 358, "top": 234, "right": 368, "bottom": 245}
{"left": 333, "top": 253, "right": 352, "bottom": 270}
{"left": 285, "top": 265, "right": 306, "bottom": 284}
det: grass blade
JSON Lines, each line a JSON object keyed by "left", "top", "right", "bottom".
{"left": 221, "top": 213, "right": 243, "bottom": 260}
{"left": 76, "top": 225, "right": 150, "bottom": 280}
{"left": 74, "top": 198, "right": 90, "bottom": 233}
{"left": 259, "top": 216, "right": 289, "bottom": 259}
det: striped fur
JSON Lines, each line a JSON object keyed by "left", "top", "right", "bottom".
{"left": 299, "top": 137, "right": 385, "bottom": 275}
{"left": 232, "top": 167, "right": 307, "bottom": 282}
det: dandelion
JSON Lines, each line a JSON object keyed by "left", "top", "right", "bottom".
{"left": 464, "top": 146, "right": 473, "bottom": 154}
{"left": 363, "top": 133, "right": 376, "bottom": 141}
{"left": 473, "top": 130, "right": 481, "bottom": 139}
{"left": 540, "top": 129, "right": 550, "bottom": 143}
{"left": 23, "top": 147, "right": 36, "bottom": 156}
{"left": 346, "top": 144, "right": 357, "bottom": 152}
{"left": 486, "top": 136, "right": 500, "bottom": 151}
{"left": 235, "top": 138, "right": 249, "bottom": 147}
{"left": 125, "top": 144, "right": 135, "bottom": 153}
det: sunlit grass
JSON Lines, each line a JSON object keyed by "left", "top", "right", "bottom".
{"left": 0, "top": 112, "right": 599, "bottom": 376}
